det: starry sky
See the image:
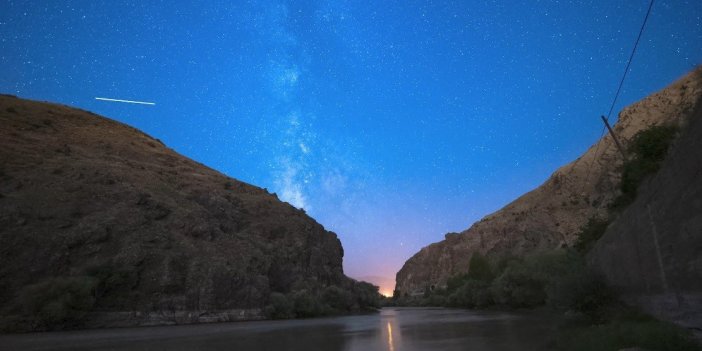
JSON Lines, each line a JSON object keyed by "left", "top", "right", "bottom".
{"left": 2, "top": 1, "right": 701, "bottom": 296}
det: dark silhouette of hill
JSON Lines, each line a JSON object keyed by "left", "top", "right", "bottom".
{"left": 0, "top": 95, "right": 377, "bottom": 331}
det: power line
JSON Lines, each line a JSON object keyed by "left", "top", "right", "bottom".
{"left": 581, "top": 0, "right": 655, "bottom": 193}
{"left": 605, "top": 0, "right": 656, "bottom": 121}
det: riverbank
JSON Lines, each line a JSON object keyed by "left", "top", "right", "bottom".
{"left": 0, "top": 308, "right": 265, "bottom": 333}
{"left": 1, "top": 306, "right": 387, "bottom": 334}
{"left": 80, "top": 308, "right": 266, "bottom": 328}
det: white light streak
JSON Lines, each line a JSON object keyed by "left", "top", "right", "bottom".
{"left": 95, "top": 97, "right": 155, "bottom": 105}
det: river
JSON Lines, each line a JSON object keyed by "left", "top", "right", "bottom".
{"left": 0, "top": 307, "right": 560, "bottom": 350}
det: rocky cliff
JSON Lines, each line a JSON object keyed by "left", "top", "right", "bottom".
{"left": 396, "top": 67, "right": 702, "bottom": 296}
{"left": 0, "top": 95, "right": 359, "bottom": 330}
{"left": 588, "top": 89, "right": 702, "bottom": 330}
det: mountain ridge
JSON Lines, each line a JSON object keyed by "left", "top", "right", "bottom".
{"left": 395, "top": 67, "right": 702, "bottom": 295}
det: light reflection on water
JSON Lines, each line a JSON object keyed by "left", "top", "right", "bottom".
{"left": 386, "top": 320, "right": 394, "bottom": 351}
{"left": 0, "top": 308, "right": 559, "bottom": 351}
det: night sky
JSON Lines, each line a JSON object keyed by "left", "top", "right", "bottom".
{"left": 2, "top": 1, "right": 701, "bottom": 295}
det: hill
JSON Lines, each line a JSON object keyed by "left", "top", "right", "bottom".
{"left": 396, "top": 67, "right": 702, "bottom": 296}
{"left": 0, "top": 95, "right": 377, "bottom": 331}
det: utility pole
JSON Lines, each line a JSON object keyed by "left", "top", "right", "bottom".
{"left": 601, "top": 115, "right": 627, "bottom": 159}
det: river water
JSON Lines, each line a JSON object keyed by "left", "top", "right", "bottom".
{"left": 0, "top": 307, "right": 559, "bottom": 350}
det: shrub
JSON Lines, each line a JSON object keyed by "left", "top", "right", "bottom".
{"left": 17, "top": 276, "right": 97, "bottom": 330}
{"left": 351, "top": 281, "right": 381, "bottom": 310}
{"left": 612, "top": 125, "right": 678, "bottom": 211}
{"left": 628, "top": 125, "right": 677, "bottom": 169}
{"left": 442, "top": 253, "right": 496, "bottom": 305}
{"left": 491, "top": 264, "right": 546, "bottom": 308}
{"left": 495, "top": 255, "right": 521, "bottom": 276}
{"left": 446, "top": 273, "right": 470, "bottom": 293}
{"left": 447, "top": 279, "right": 493, "bottom": 308}
{"left": 524, "top": 250, "right": 578, "bottom": 279}
{"left": 423, "top": 294, "right": 447, "bottom": 307}
{"left": 291, "top": 290, "right": 322, "bottom": 318}
{"left": 545, "top": 258, "right": 615, "bottom": 322}
{"left": 321, "top": 285, "right": 353, "bottom": 312}
{"left": 467, "top": 253, "right": 495, "bottom": 282}
{"left": 264, "top": 292, "right": 295, "bottom": 319}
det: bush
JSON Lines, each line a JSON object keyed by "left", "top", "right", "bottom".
{"left": 490, "top": 250, "right": 589, "bottom": 309}
{"left": 544, "top": 256, "right": 615, "bottom": 322}
{"left": 491, "top": 264, "right": 546, "bottom": 308}
{"left": 447, "top": 279, "right": 493, "bottom": 308}
{"left": 321, "top": 285, "right": 353, "bottom": 312}
{"left": 265, "top": 280, "right": 380, "bottom": 319}
{"left": 423, "top": 294, "right": 447, "bottom": 307}
{"left": 612, "top": 125, "right": 678, "bottom": 211}
{"left": 291, "top": 290, "right": 322, "bottom": 318}
{"left": 442, "top": 253, "right": 496, "bottom": 308}
{"left": 446, "top": 273, "right": 470, "bottom": 293}
{"left": 524, "top": 250, "right": 578, "bottom": 279}
{"left": 17, "top": 276, "right": 97, "bottom": 330}
{"left": 264, "top": 292, "right": 294, "bottom": 319}
{"left": 467, "top": 253, "right": 495, "bottom": 282}
{"left": 350, "top": 281, "right": 381, "bottom": 311}
{"left": 495, "top": 255, "right": 521, "bottom": 276}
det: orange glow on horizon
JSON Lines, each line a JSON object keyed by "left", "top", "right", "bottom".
{"left": 379, "top": 287, "right": 393, "bottom": 297}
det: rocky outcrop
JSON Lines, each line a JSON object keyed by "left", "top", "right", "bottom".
{"left": 0, "top": 95, "right": 353, "bottom": 329}
{"left": 588, "top": 91, "right": 702, "bottom": 331}
{"left": 396, "top": 67, "right": 702, "bottom": 296}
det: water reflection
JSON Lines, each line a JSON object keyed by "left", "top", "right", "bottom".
{"left": 0, "top": 308, "right": 558, "bottom": 351}
{"left": 386, "top": 320, "right": 395, "bottom": 351}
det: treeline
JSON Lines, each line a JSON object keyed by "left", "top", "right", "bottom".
{"left": 264, "top": 280, "right": 381, "bottom": 319}
{"left": 392, "top": 250, "right": 612, "bottom": 321}
{"left": 1, "top": 276, "right": 381, "bottom": 331}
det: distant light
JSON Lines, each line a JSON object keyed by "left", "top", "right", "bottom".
{"left": 95, "top": 97, "right": 155, "bottom": 105}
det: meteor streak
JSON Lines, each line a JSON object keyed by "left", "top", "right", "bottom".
{"left": 95, "top": 97, "right": 155, "bottom": 105}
